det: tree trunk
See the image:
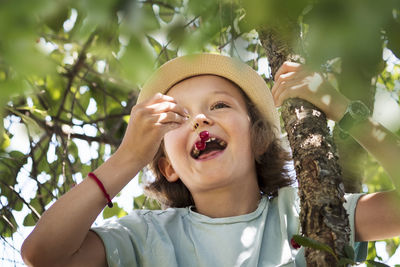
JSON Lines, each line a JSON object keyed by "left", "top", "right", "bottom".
{"left": 258, "top": 28, "right": 350, "bottom": 266}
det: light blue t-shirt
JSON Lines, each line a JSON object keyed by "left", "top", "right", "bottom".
{"left": 92, "top": 187, "right": 366, "bottom": 266}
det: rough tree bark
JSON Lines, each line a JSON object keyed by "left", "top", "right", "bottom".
{"left": 258, "top": 27, "right": 351, "bottom": 266}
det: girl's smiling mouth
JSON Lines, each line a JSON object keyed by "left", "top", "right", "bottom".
{"left": 190, "top": 136, "right": 227, "bottom": 160}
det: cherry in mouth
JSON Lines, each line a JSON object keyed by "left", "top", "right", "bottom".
{"left": 195, "top": 140, "right": 206, "bottom": 151}
{"left": 195, "top": 131, "right": 209, "bottom": 151}
{"left": 199, "top": 131, "right": 209, "bottom": 141}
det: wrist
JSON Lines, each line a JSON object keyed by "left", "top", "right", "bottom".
{"left": 337, "top": 100, "right": 371, "bottom": 135}
{"left": 334, "top": 97, "right": 351, "bottom": 122}
{"left": 92, "top": 149, "right": 143, "bottom": 198}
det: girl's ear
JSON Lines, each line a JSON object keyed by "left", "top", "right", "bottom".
{"left": 158, "top": 156, "right": 180, "bottom": 182}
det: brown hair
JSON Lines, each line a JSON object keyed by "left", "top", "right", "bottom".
{"left": 145, "top": 81, "right": 293, "bottom": 208}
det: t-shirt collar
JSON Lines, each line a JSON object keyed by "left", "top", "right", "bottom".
{"left": 187, "top": 196, "right": 268, "bottom": 224}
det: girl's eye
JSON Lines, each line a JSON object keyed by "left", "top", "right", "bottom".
{"left": 211, "top": 102, "right": 230, "bottom": 110}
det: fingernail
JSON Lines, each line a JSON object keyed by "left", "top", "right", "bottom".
{"left": 184, "top": 108, "right": 189, "bottom": 115}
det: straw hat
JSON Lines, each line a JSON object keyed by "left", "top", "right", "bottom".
{"left": 137, "top": 53, "right": 281, "bottom": 134}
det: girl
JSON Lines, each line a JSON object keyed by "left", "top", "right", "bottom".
{"left": 21, "top": 54, "right": 400, "bottom": 266}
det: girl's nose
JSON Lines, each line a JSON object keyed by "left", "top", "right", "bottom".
{"left": 192, "top": 113, "right": 213, "bottom": 130}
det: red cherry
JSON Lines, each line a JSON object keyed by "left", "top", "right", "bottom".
{"left": 290, "top": 237, "right": 301, "bottom": 249}
{"left": 199, "top": 131, "right": 210, "bottom": 141}
{"left": 195, "top": 140, "right": 206, "bottom": 151}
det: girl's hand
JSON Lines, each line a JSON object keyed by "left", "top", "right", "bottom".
{"left": 116, "top": 93, "right": 188, "bottom": 168}
{"left": 271, "top": 61, "right": 350, "bottom": 122}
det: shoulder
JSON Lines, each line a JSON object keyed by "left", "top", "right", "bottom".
{"left": 267, "top": 186, "right": 300, "bottom": 226}
{"left": 93, "top": 207, "right": 189, "bottom": 232}
{"left": 271, "top": 186, "right": 364, "bottom": 214}
{"left": 270, "top": 186, "right": 300, "bottom": 212}
{"left": 92, "top": 207, "right": 189, "bottom": 242}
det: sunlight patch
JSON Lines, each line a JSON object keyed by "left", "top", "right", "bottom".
{"left": 308, "top": 73, "right": 323, "bottom": 92}
{"left": 321, "top": 94, "right": 331, "bottom": 106}
{"left": 241, "top": 226, "right": 257, "bottom": 248}
{"left": 372, "top": 127, "right": 386, "bottom": 142}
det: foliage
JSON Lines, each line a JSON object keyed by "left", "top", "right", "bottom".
{"left": 0, "top": 0, "right": 399, "bottom": 265}
{"left": 293, "top": 235, "right": 391, "bottom": 266}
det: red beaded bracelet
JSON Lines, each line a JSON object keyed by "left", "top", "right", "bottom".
{"left": 88, "top": 172, "right": 113, "bottom": 208}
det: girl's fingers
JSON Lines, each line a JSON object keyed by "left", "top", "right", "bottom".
{"left": 272, "top": 70, "right": 310, "bottom": 107}
{"left": 277, "top": 83, "right": 306, "bottom": 107}
{"left": 155, "top": 111, "right": 188, "bottom": 124}
{"left": 271, "top": 71, "right": 304, "bottom": 97}
{"left": 273, "top": 78, "right": 306, "bottom": 107}
{"left": 150, "top": 92, "right": 176, "bottom": 103}
{"left": 148, "top": 101, "right": 188, "bottom": 118}
{"left": 274, "top": 61, "right": 302, "bottom": 82}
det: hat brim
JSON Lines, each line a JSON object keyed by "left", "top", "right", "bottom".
{"left": 137, "top": 53, "right": 281, "bottom": 135}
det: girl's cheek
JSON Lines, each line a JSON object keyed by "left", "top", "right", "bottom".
{"left": 164, "top": 128, "right": 187, "bottom": 152}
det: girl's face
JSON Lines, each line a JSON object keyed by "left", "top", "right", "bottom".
{"left": 159, "top": 75, "right": 257, "bottom": 194}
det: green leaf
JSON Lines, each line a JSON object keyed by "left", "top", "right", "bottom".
{"left": 385, "top": 17, "right": 400, "bottom": 59}
{"left": 29, "top": 198, "right": 44, "bottom": 214}
{"left": 9, "top": 150, "right": 25, "bottom": 160}
{"left": 102, "top": 202, "right": 127, "bottom": 219}
{"left": 0, "top": 210, "right": 17, "bottom": 237}
{"left": 7, "top": 107, "right": 43, "bottom": 137}
{"left": 385, "top": 238, "right": 400, "bottom": 257}
{"left": 336, "top": 257, "right": 356, "bottom": 267}
{"left": 159, "top": 5, "right": 175, "bottom": 23}
{"left": 344, "top": 244, "right": 355, "bottom": 261}
{"left": 366, "top": 260, "right": 391, "bottom": 267}
{"left": 14, "top": 199, "right": 23, "bottom": 212}
{"left": 292, "top": 235, "right": 337, "bottom": 260}
{"left": 23, "top": 213, "right": 37, "bottom": 227}
{"left": 0, "top": 132, "right": 10, "bottom": 151}
{"left": 147, "top": 35, "right": 163, "bottom": 54}
{"left": 134, "top": 194, "right": 147, "bottom": 210}
{"left": 42, "top": 4, "right": 70, "bottom": 32}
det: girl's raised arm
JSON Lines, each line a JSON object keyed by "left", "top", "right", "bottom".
{"left": 348, "top": 117, "right": 400, "bottom": 241}
{"left": 272, "top": 62, "right": 400, "bottom": 241}
{"left": 21, "top": 93, "right": 188, "bottom": 267}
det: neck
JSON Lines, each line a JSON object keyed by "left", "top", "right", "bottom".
{"left": 191, "top": 176, "right": 261, "bottom": 218}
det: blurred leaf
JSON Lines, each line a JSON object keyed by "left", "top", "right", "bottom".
{"left": 344, "top": 245, "right": 355, "bottom": 261}
{"left": 364, "top": 155, "right": 394, "bottom": 192}
{"left": 121, "top": 3, "right": 160, "bottom": 34}
{"left": 366, "top": 260, "right": 390, "bottom": 267}
{"left": 385, "top": 15, "right": 400, "bottom": 58}
{"left": 0, "top": 209, "right": 17, "bottom": 237}
{"left": 384, "top": 237, "right": 400, "bottom": 257}
{"left": 42, "top": 4, "right": 70, "bottom": 32}
{"left": 337, "top": 257, "right": 356, "bottom": 266}
{"left": 13, "top": 199, "right": 23, "bottom": 212}
{"left": 134, "top": 194, "right": 147, "bottom": 209}
{"left": 23, "top": 213, "right": 37, "bottom": 227}
{"left": 147, "top": 35, "right": 163, "bottom": 55}
{"left": 159, "top": 5, "right": 175, "bottom": 23}
{"left": 29, "top": 197, "right": 44, "bottom": 215}
{"left": 119, "top": 36, "right": 154, "bottom": 84}
{"left": 103, "top": 202, "right": 128, "bottom": 219}
{"left": 0, "top": 133, "right": 10, "bottom": 151}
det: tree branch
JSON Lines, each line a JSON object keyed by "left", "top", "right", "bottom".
{"left": 55, "top": 31, "right": 96, "bottom": 119}
{"left": 0, "top": 180, "right": 41, "bottom": 219}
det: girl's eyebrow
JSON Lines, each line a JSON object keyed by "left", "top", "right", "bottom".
{"left": 212, "top": 91, "right": 234, "bottom": 98}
